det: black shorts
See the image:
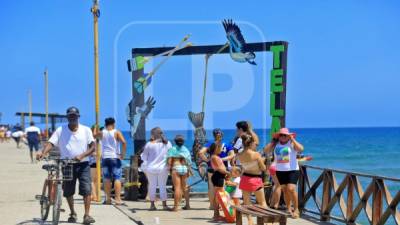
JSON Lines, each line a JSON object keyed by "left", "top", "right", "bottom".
{"left": 90, "top": 162, "right": 97, "bottom": 168}
{"left": 211, "top": 171, "right": 225, "bottom": 187}
{"left": 276, "top": 170, "right": 300, "bottom": 185}
{"left": 63, "top": 162, "right": 91, "bottom": 197}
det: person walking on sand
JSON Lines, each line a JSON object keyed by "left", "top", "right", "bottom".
{"left": 37, "top": 107, "right": 96, "bottom": 224}
{"left": 11, "top": 126, "right": 24, "bottom": 149}
{"left": 167, "top": 135, "right": 192, "bottom": 211}
{"left": 94, "top": 117, "right": 127, "bottom": 205}
{"left": 24, "top": 121, "right": 41, "bottom": 163}
{"left": 141, "top": 127, "right": 171, "bottom": 210}
{"left": 264, "top": 128, "right": 304, "bottom": 219}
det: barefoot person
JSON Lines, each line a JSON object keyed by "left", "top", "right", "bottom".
{"left": 264, "top": 128, "right": 304, "bottom": 219}
{"left": 37, "top": 107, "right": 96, "bottom": 224}
{"left": 198, "top": 129, "right": 234, "bottom": 209}
{"left": 210, "top": 143, "right": 230, "bottom": 221}
{"left": 96, "top": 117, "right": 127, "bottom": 205}
{"left": 141, "top": 127, "right": 171, "bottom": 210}
{"left": 167, "top": 135, "right": 192, "bottom": 211}
{"left": 238, "top": 134, "right": 267, "bottom": 225}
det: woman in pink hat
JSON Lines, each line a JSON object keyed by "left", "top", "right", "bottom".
{"left": 264, "top": 128, "right": 304, "bottom": 219}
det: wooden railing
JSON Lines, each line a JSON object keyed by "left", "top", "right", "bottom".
{"left": 298, "top": 165, "right": 400, "bottom": 225}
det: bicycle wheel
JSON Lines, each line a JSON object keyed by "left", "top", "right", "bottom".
{"left": 40, "top": 180, "right": 50, "bottom": 220}
{"left": 52, "top": 183, "right": 62, "bottom": 225}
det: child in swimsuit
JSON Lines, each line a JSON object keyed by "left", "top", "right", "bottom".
{"left": 167, "top": 135, "right": 192, "bottom": 211}
{"left": 225, "top": 166, "right": 242, "bottom": 205}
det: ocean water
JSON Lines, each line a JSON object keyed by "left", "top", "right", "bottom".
{"left": 122, "top": 127, "right": 400, "bottom": 224}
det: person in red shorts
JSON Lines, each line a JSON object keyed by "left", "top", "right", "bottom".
{"left": 237, "top": 134, "right": 267, "bottom": 225}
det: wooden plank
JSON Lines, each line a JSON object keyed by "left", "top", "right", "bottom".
{"left": 347, "top": 175, "right": 354, "bottom": 220}
{"left": 302, "top": 165, "right": 400, "bottom": 182}
{"left": 131, "top": 41, "right": 288, "bottom": 56}
{"left": 253, "top": 205, "right": 291, "bottom": 216}
{"left": 372, "top": 179, "right": 383, "bottom": 225}
{"left": 377, "top": 190, "right": 400, "bottom": 225}
{"left": 321, "top": 171, "right": 332, "bottom": 221}
{"left": 246, "top": 205, "right": 287, "bottom": 224}
{"left": 377, "top": 180, "right": 400, "bottom": 223}
{"left": 325, "top": 173, "right": 349, "bottom": 218}
{"left": 298, "top": 166, "right": 307, "bottom": 211}
{"left": 232, "top": 205, "right": 267, "bottom": 218}
{"left": 236, "top": 208, "right": 243, "bottom": 225}
{"left": 303, "top": 171, "right": 324, "bottom": 212}
{"left": 348, "top": 176, "right": 374, "bottom": 224}
{"left": 257, "top": 217, "right": 263, "bottom": 225}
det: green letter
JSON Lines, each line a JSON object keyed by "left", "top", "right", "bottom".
{"left": 270, "top": 45, "right": 284, "bottom": 69}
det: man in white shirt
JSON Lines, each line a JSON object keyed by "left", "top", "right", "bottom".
{"left": 24, "top": 121, "right": 41, "bottom": 163}
{"left": 37, "top": 107, "right": 96, "bottom": 224}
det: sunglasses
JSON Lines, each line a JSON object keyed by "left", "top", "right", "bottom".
{"left": 279, "top": 134, "right": 289, "bottom": 137}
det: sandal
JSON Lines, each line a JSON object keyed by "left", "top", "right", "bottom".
{"left": 102, "top": 200, "right": 112, "bottom": 205}
{"left": 83, "top": 215, "right": 96, "bottom": 224}
{"left": 115, "top": 201, "right": 127, "bottom": 206}
{"left": 67, "top": 213, "right": 77, "bottom": 223}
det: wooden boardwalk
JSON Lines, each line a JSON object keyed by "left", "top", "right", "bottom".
{"left": 116, "top": 198, "right": 334, "bottom": 225}
{"left": 0, "top": 141, "right": 332, "bottom": 225}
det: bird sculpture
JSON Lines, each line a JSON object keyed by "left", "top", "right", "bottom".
{"left": 222, "top": 19, "right": 256, "bottom": 65}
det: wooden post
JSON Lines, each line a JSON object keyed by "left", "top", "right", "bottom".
{"left": 236, "top": 209, "right": 243, "bottom": 225}
{"left": 372, "top": 179, "right": 383, "bottom": 225}
{"left": 21, "top": 112, "right": 25, "bottom": 130}
{"left": 50, "top": 116, "right": 56, "bottom": 133}
{"left": 91, "top": 0, "right": 102, "bottom": 202}
{"left": 321, "top": 171, "right": 332, "bottom": 221}
{"left": 28, "top": 90, "right": 32, "bottom": 123}
{"left": 257, "top": 216, "right": 264, "bottom": 225}
{"left": 347, "top": 175, "right": 354, "bottom": 221}
{"left": 298, "top": 166, "right": 306, "bottom": 212}
{"left": 125, "top": 55, "right": 147, "bottom": 200}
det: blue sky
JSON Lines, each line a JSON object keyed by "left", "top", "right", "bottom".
{"left": 0, "top": 0, "right": 399, "bottom": 130}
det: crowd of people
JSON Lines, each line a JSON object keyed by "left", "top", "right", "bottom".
{"left": 0, "top": 122, "right": 50, "bottom": 163}
{"left": 140, "top": 121, "right": 304, "bottom": 224}
{"left": 0, "top": 106, "right": 305, "bottom": 224}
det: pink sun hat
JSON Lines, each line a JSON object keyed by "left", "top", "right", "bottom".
{"left": 273, "top": 127, "right": 296, "bottom": 139}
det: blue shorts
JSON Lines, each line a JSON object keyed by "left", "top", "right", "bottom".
{"left": 102, "top": 158, "right": 122, "bottom": 180}
{"left": 28, "top": 141, "right": 39, "bottom": 151}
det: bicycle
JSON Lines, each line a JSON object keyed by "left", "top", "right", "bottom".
{"left": 36, "top": 155, "right": 77, "bottom": 225}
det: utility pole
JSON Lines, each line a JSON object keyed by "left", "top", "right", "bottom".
{"left": 44, "top": 68, "right": 49, "bottom": 139}
{"left": 28, "top": 90, "right": 32, "bottom": 123}
{"left": 91, "top": 0, "right": 101, "bottom": 202}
